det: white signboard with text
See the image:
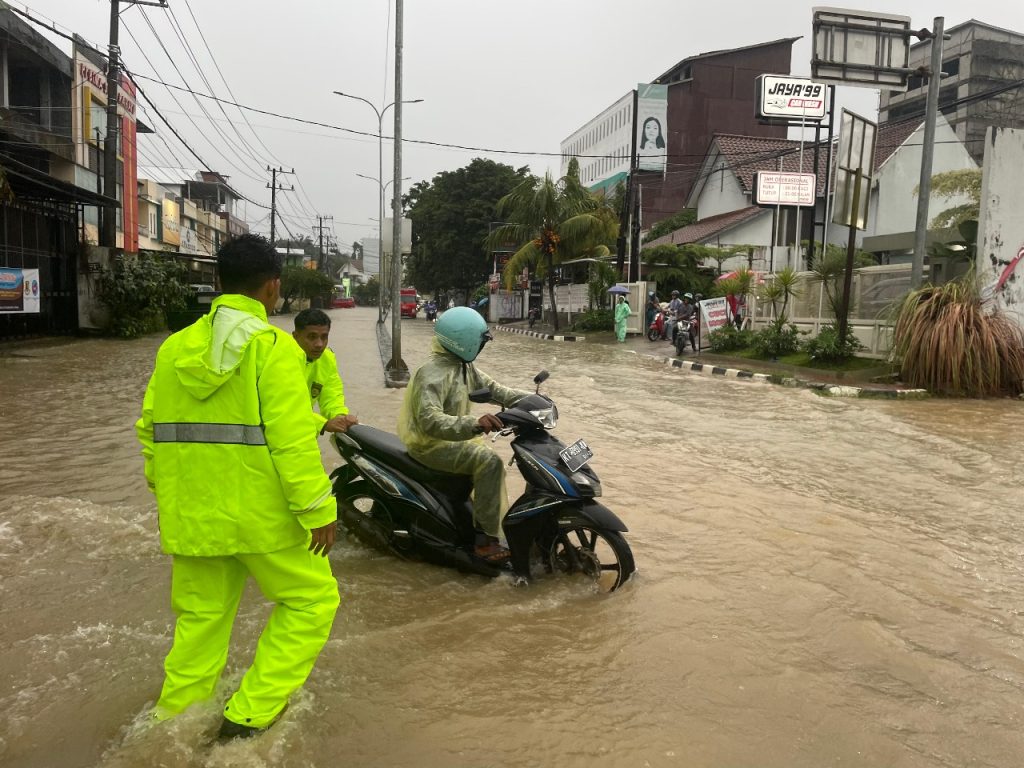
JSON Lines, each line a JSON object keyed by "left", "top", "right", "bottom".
{"left": 753, "top": 172, "right": 817, "bottom": 207}
{"left": 756, "top": 76, "right": 828, "bottom": 121}
{"left": 698, "top": 297, "right": 730, "bottom": 349}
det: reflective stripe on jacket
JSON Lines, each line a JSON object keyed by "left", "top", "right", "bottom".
{"left": 136, "top": 294, "right": 335, "bottom": 556}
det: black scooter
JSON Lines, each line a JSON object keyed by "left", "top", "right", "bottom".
{"left": 330, "top": 372, "right": 635, "bottom": 592}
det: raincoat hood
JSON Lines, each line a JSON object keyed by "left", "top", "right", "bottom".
{"left": 174, "top": 294, "right": 272, "bottom": 401}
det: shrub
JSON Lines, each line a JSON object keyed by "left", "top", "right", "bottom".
{"left": 802, "top": 324, "right": 865, "bottom": 362}
{"left": 96, "top": 254, "right": 190, "bottom": 338}
{"left": 280, "top": 266, "right": 335, "bottom": 313}
{"left": 571, "top": 308, "right": 613, "bottom": 332}
{"left": 751, "top": 322, "right": 801, "bottom": 358}
{"left": 891, "top": 276, "right": 1024, "bottom": 396}
{"left": 707, "top": 324, "right": 754, "bottom": 352}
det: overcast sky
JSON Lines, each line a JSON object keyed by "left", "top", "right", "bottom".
{"left": 24, "top": 0, "right": 1024, "bottom": 249}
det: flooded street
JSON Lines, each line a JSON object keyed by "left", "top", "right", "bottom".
{"left": 2, "top": 306, "right": 1024, "bottom": 768}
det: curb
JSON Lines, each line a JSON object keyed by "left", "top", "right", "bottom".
{"left": 660, "top": 354, "right": 770, "bottom": 383}
{"left": 644, "top": 351, "right": 929, "bottom": 398}
{"left": 767, "top": 375, "right": 928, "bottom": 398}
{"left": 494, "top": 325, "right": 585, "bottom": 342}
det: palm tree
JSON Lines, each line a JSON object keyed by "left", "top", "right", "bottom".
{"left": 486, "top": 159, "right": 617, "bottom": 330}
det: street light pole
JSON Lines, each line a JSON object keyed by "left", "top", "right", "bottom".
{"left": 389, "top": 0, "right": 407, "bottom": 384}
{"left": 334, "top": 92, "right": 422, "bottom": 323}
{"left": 911, "top": 17, "right": 946, "bottom": 289}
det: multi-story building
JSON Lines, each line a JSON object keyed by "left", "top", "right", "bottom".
{"left": 560, "top": 38, "right": 797, "bottom": 228}
{"left": 878, "top": 19, "right": 1024, "bottom": 164}
{"left": 0, "top": 9, "right": 118, "bottom": 338}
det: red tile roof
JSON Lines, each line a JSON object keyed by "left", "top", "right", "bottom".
{"left": 713, "top": 134, "right": 831, "bottom": 197}
{"left": 645, "top": 206, "right": 767, "bottom": 248}
{"left": 873, "top": 118, "right": 922, "bottom": 172}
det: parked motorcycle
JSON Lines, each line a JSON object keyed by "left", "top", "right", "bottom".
{"left": 330, "top": 371, "right": 635, "bottom": 592}
{"left": 647, "top": 306, "right": 669, "bottom": 341}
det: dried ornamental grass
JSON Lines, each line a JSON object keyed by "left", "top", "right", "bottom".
{"left": 891, "top": 279, "right": 1024, "bottom": 397}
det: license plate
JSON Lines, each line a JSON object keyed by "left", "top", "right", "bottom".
{"left": 559, "top": 438, "right": 593, "bottom": 473}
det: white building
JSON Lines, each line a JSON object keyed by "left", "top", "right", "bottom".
{"left": 361, "top": 237, "right": 380, "bottom": 275}
{"left": 559, "top": 91, "right": 634, "bottom": 193}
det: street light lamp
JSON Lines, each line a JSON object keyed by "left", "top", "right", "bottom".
{"left": 334, "top": 91, "right": 423, "bottom": 321}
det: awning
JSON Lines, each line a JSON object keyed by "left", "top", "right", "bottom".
{"left": 1, "top": 154, "right": 118, "bottom": 208}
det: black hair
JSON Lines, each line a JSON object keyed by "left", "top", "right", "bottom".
{"left": 294, "top": 308, "right": 331, "bottom": 330}
{"left": 640, "top": 117, "right": 666, "bottom": 150}
{"left": 217, "top": 234, "right": 282, "bottom": 294}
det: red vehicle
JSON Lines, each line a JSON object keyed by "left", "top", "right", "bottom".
{"left": 400, "top": 288, "right": 418, "bottom": 318}
{"left": 332, "top": 296, "right": 356, "bottom": 308}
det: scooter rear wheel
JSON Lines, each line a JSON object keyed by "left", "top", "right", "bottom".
{"left": 548, "top": 525, "right": 635, "bottom": 592}
{"left": 336, "top": 482, "right": 405, "bottom": 553}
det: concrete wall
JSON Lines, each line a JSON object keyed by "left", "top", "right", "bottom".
{"left": 867, "top": 115, "right": 977, "bottom": 238}
{"left": 977, "top": 127, "right": 1024, "bottom": 330}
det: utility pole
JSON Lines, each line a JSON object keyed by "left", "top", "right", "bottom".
{"left": 102, "top": 0, "right": 166, "bottom": 248}
{"left": 314, "top": 215, "right": 334, "bottom": 275}
{"left": 911, "top": 17, "right": 946, "bottom": 289}
{"left": 387, "top": 0, "right": 409, "bottom": 385}
{"left": 266, "top": 166, "right": 294, "bottom": 245}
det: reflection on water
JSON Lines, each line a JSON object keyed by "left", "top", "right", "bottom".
{"left": 1, "top": 311, "right": 1023, "bottom": 767}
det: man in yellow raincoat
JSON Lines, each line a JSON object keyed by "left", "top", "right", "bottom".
{"left": 136, "top": 235, "right": 339, "bottom": 741}
{"left": 292, "top": 308, "right": 358, "bottom": 434}
{"left": 397, "top": 307, "right": 529, "bottom": 562}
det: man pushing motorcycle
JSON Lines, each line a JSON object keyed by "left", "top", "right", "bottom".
{"left": 397, "top": 307, "right": 530, "bottom": 563}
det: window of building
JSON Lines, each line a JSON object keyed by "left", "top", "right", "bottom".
{"left": 943, "top": 57, "right": 960, "bottom": 77}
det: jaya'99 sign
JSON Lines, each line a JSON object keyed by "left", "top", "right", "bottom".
{"left": 756, "top": 75, "right": 828, "bottom": 121}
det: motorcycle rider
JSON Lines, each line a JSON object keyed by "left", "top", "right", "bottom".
{"left": 666, "top": 290, "right": 685, "bottom": 342}
{"left": 292, "top": 308, "right": 358, "bottom": 434}
{"left": 677, "top": 293, "right": 698, "bottom": 352}
{"left": 397, "top": 307, "right": 530, "bottom": 562}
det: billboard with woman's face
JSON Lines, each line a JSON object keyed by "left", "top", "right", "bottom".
{"left": 636, "top": 83, "right": 668, "bottom": 172}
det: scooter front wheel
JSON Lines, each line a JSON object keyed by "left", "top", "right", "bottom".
{"left": 549, "top": 525, "right": 635, "bottom": 592}
{"left": 647, "top": 328, "right": 660, "bottom": 342}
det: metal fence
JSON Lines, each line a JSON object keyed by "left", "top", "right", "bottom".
{"left": 750, "top": 264, "right": 912, "bottom": 357}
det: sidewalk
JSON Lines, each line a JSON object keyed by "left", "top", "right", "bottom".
{"left": 496, "top": 319, "right": 928, "bottom": 399}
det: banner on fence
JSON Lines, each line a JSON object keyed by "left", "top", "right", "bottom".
{"left": 0, "top": 268, "right": 41, "bottom": 314}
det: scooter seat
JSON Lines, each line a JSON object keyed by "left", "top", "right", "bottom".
{"left": 347, "top": 424, "right": 474, "bottom": 499}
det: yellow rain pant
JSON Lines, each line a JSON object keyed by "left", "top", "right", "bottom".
{"left": 411, "top": 440, "right": 508, "bottom": 538}
{"left": 156, "top": 540, "right": 339, "bottom": 728}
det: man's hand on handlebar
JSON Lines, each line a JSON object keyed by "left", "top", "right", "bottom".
{"left": 476, "top": 414, "right": 504, "bottom": 434}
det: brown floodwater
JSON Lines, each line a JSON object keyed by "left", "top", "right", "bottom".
{"left": 1, "top": 306, "right": 1023, "bottom": 768}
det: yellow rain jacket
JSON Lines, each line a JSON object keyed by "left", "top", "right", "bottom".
{"left": 397, "top": 339, "right": 528, "bottom": 537}
{"left": 305, "top": 347, "right": 348, "bottom": 433}
{"left": 136, "top": 294, "right": 335, "bottom": 556}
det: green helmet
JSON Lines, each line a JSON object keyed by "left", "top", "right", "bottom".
{"left": 435, "top": 306, "right": 493, "bottom": 362}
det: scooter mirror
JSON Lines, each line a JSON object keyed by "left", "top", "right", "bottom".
{"left": 468, "top": 387, "right": 492, "bottom": 404}
{"left": 533, "top": 370, "right": 550, "bottom": 386}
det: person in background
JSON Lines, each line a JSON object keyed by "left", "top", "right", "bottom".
{"left": 292, "top": 308, "right": 358, "bottom": 434}
{"left": 614, "top": 295, "right": 630, "bottom": 342}
{"left": 397, "top": 307, "right": 530, "bottom": 562}
{"left": 136, "top": 234, "right": 339, "bottom": 741}
{"left": 645, "top": 291, "right": 660, "bottom": 330}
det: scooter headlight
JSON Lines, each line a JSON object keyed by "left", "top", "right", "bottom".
{"left": 529, "top": 405, "right": 558, "bottom": 429}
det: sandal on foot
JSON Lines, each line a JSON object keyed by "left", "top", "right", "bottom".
{"left": 474, "top": 543, "right": 511, "bottom": 563}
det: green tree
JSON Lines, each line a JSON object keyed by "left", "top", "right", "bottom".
{"left": 403, "top": 158, "right": 529, "bottom": 300}
{"left": 923, "top": 168, "right": 982, "bottom": 229}
{"left": 352, "top": 276, "right": 380, "bottom": 306}
{"left": 96, "top": 254, "right": 191, "bottom": 338}
{"left": 279, "top": 266, "right": 334, "bottom": 314}
{"left": 642, "top": 209, "right": 697, "bottom": 244}
{"left": 486, "top": 158, "right": 618, "bottom": 330}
